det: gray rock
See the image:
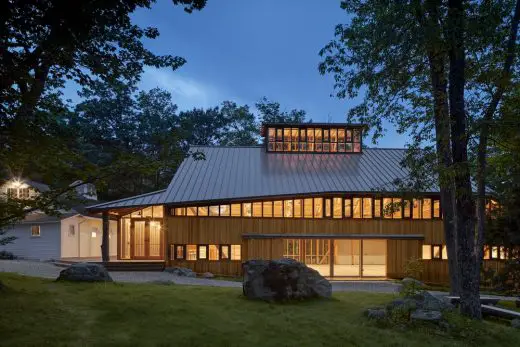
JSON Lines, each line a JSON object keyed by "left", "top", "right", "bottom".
{"left": 242, "top": 258, "right": 332, "bottom": 301}
{"left": 512, "top": 319, "right": 520, "bottom": 329}
{"left": 365, "top": 308, "right": 387, "bottom": 320}
{"left": 57, "top": 263, "right": 112, "bottom": 282}
{"left": 410, "top": 309, "right": 442, "bottom": 323}
{"left": 201, "top": 272, "right": 214, "bottom": 279}
{"left": 163, "top": 267, "right": 196, "bottom": 277}
{"left": 386, "top": 298, "right": 417, "bottom": 313}
{"left": 411, "top": 291, "right": 454, "bottom": 311}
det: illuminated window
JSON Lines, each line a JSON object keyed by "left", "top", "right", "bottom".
{"left": 314, "top": 198, "right": 323, "bottom": 218}
{"left": 422, "top": 245, "right": 432, "bottom": 259}
{"left": 142, "top": 207, "right": 153, "bottom": 217}
{"left": 219, "top": 205, "right": 230, "bottom": 216}
{"left": 432, "top": 245, "right": 442, "bottom": 259}
{"left": 187, "top": 207, "right": 197, "bottom": 216}
{"left": 252, "top": 202, "right": 262, "bottom": 217}
{"left": 276, "top": 128, "right": 283, "bottom": 141}
{"left": 403, "top": 200, "right": 411, "bottom": 218}
{"left": 209, "top": 206, "right": 219, "bottom": 216}
{"left": 363, "top": 198, "right": 372, "bottom": 218}
{"left": 315, "top": 142, "right": 322, "bottom": 152}
{"left": 197, "top": 206, "right": 208, "bottom": 216}
{"left": 307, "top": 128, "right": 315, "bottom": 142}
{"left": 374, "top": 199, "right": 381, "bottom": 217}
{"left": 300, "top": 129, "right": 306, "bottom": 142}
{"left": 442, "top": 246, "right": 448, "bottom": 259}
{"left": 500, "top": 246, "right": 507, "bottom": 260}
{"left": 291, "top": 128, "right": 299, "bottom": 142}
{"left": 31, "top": 225, "right": 40, "bottom": 237}
{"left": 433, "top": 200, "right": 440, "bottom": 218}
{"left": 153, "top": 206, "right": 163, "bottom": 218}
{"left": 209, "top": 245, "right": 219, "bottom": 260}
{"left": 304, "top": 198, "right": 313, "bottom": 218}
{"left": 284, "top": 128, "right": 291, "bottom": 142}
{"left": 392, "top": 198, "right": 402, "bottom": 219}
{"left": 220, "top": 245, "right": 230, "bottom": 260}
{"left": 263, "top": 201, "right": 273, "bottom": 217}
{"left": 491, "top": 246, "right": 499, "bottom": 259}
{"left": 294, "top": 199, "right": 302, "bottom": 218}
{"left": 324, "top": 198, "right": 332, "bottom": 218}
{"left": 483, "top": 245, "right": 491, "bottom": 260}
{"left": 242, "top": 203, "right": 252, "bottom": 217}
{"left": 353, "top": 198, "right": 362, "bottom": 219}
{"left": 174, "top": 245, "right": 185, "bottom": 260}
{"left": 231, "top": 245, "right": 241, "bottom": 260}
{"left": 413, "top": 199, "right": 421, "bottom": 219}
{"left": 231, "top": 204, "right": 241, "bottom": 217}
{"left": 344, "top": 198, "right": 352, "bottom": 218}
{"left": 423, "top": 198, "right": 432, "bottom": 219}
{"left": 186, "top": 245, "right": 197, "bottom": 260}
{"left": 198, "top": 245, "right": 208, "bottom": 259}
{"left": 175, "top": 207, "right": 186, "bottom": 216}
{"left": 273, "top": 200, "right": 283, "bottom": 217}
{"left": 330, "top": 129, "right": 337, "bottom": 142}
{"left": 333, "top": 197, "right": 342, "bottom": 219}
{"left": 338, "top": 129, "right": 345, "bottom": 142}
{"left": 284, "top": 200, "right": 293, "bottom": 217}
{"left": 268, "top": 128, "right": 275, "bottom": 142}
{"left": 346, "top": 129, "right": 352, "bottom": 142}
{"left": 353, "top": 129, "right": 361, "bottom": 142}
{"left": 323, "top": 129, "right": 329, "bottom": 142}
{"left": 383, "top": 198, "right": 393, "bottom": 219}
{"left": 315, "top": 128, "right": 322, "bottom": 142}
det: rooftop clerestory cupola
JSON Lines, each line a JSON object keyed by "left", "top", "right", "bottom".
{"left": 262, "top": 123, "right": 365, "bottom": 153}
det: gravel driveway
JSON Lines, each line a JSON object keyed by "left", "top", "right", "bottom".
{"left": 0, "top": 260, "right": 400, "bottom": 293}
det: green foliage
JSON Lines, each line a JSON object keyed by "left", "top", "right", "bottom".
{"left": 400, "top": 258, "right": 425, "bottom": 297}
{"left": 255, "top": 97, "right": 307, "bottom": 124}
{"left": 2, "top": 273, "right": 520, "bottom": 347}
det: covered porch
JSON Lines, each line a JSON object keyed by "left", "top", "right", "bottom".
{"left": 85, "top": 190, "right": 167, "bottom": 263}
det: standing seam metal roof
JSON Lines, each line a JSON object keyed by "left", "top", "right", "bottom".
{"left": 162, "top": 146, "right": 437, "bottom": 204}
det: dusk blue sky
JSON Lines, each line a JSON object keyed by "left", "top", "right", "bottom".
{"left": 132, "top": 0, "right": 406, "bottom": 148}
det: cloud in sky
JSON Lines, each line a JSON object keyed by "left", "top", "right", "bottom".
{"left": 140, "top": 67, "right": 241, "bottom": 111}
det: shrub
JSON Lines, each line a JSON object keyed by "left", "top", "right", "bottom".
{"left": 400, "top": 257, "right": 424, "bottom": 297}
{"left": 0, "top": 250, "right": 16, "bottom": 260}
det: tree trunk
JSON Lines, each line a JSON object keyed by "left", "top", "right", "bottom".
{"left": 475, "top": 0, "right": 520, "bottom": 279}
{"left": 101, "top": 211, "right": 110, "bottom": 262}
{"left": 424, "top": 0, "right": 460, "bottom": 295}
{"left": 447, "top": 0, "right": 481, "bottom": 319}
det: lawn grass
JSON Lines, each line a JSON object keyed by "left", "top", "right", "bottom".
{"left": 1, "top": 273, "right": 520, "bottom": 347}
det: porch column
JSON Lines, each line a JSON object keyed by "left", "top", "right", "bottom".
{"left": 101, "top": 211, "right": 110, "bottom": 262}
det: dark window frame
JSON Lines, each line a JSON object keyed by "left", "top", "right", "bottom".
{"left": 173, "top": 244, "right": 186, "bottom": 260}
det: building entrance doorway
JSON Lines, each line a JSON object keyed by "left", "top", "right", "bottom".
{"left": 283, "top": 238, "right": 387, "bottom": 278}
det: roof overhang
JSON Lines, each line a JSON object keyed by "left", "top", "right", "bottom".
{"left": 242, "top": 233, "right": 424, "bottom": 240}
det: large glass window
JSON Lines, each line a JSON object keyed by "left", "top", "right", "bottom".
{"left": 304, "top": 198, "right": 313, "bottom": 218}
{"left": 353, "top": 198, "right": 362, "bottom": 219}
{"left": 423, "top": 198, "right": 432, "bottom": 219}
{"left": 231, "top": 204, "right": 241, "bottom": 217}
{"left": 314, "top": 198, "right": 323, "bottom": 218}
{"left": 344, "top": 198, "right": 352, "bottom": 218}
{"left": 209, "top": 245, "right": 219, "bottom": 260}
{"left": 262, "top": 201, "right": 273, "bottom": 217}
{"left": 273, "top": 200, "right": 283, "bottom": 217}
{"left": 231, "top": 245, "right": 241, "bottom": 260}
{"left": 252, "top": 202, "right": 262, "bottom": 217}
{"left": 294, "top": 199, "right": 302, "bottom": 218}
{"left": 333, "top": 197, "right": 342, "bottom": 219}
{"left": 186, "top": 245, "right": 197, "bottom": 260}
{"left": 362, "top": 198, "right": 372, "bottom": 218}
{"left": 284, "top": 200, "right": 293, "bottom": 218}
{"left": 243, "top": 203, "right": 252, "bottom": 217}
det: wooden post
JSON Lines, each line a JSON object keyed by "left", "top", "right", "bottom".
{"left": 101, "top": 211, "right": 110, "bottom": 262}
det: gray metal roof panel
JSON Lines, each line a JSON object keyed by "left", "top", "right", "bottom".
{"left": 163, "top": 146, "right": 437, "bottom": 204}
{"left": 87, "top": 189, "right": 166, "bottom": 211}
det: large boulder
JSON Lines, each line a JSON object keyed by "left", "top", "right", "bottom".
{"left": 57, "top": 263, "right": 112, "bottom": 282}
{"left": 512, "top": 318, "right": 520, "bottom": 329}
{"left": 163, "top": 267, "right": 196, "bottom": 277}
{"left": 410, "top": 309, "right": 442, "bottom": 323}
{"left": 242, "top": 258, "right": 332, "bottom": 301}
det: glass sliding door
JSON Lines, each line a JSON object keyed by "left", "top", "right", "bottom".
{"left": 361, "top": 240, "right": 387, "bottom": 277}
{"left": 304, "top": 239, "right": 330, "bottom": 276}
{"left": 133, "top": 221, "right": 146, "bottom": 258}
{"left": 334, "top": 240, "right": 360, "bottom": 277}
{"left": 121, "top": 219, "right": 131, "bottom": 259}
{"left": 149, "top": 221, "right": 162, "bottom": 258}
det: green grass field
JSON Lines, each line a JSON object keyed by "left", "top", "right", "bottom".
{"left": 1, "top": 273, "right": 519, "bottom": 347}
